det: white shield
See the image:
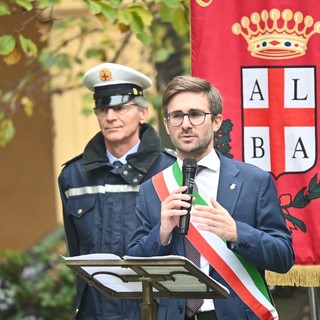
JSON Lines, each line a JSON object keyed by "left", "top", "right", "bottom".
{"left": 242, "top": 66, "right": 316, "bottom": 178}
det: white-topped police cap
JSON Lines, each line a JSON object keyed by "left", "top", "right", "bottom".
{"left": 83, "top": 62, "right": 152, "bottom": 107}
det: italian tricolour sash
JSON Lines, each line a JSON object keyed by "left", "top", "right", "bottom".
{"left": 152, "top": 162, "right": 278, "bottom": 320}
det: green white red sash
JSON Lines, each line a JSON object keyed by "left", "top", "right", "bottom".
{"left": 152, "top": 162, "right": 278, "bottom": 320}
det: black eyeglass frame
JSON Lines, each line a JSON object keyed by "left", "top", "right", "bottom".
{"left": 94, "top": 103, "right": 138, "bottom": 116}
{"left": 165, "top": 110, "right": 214, "bottom": 127}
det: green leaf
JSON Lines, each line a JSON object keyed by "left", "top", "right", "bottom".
{"left": 129, "top": 5, "right": 153, "bottom": 27}
{"left": 54, "top": 53, "right": 70, "bottom": 69}
{"left": 81, "top": 106, "right": 94, "bottom": 117}
{"left": 40, "top": 49, "right": 70, "bottom": 70}
{"left": 100, "top": 3, "right": 117, "bottom": 21}
{"left": 14, "top": 0, "right": 34, "bottom": 11}
{"left": 283, "top": 213, "right": 306, "bottom": 232}
{"left": 19, "top": 34, "right": 38, "bottom": 57}
{"left": 153, "top": 47, "right": 173, "bottom": 63}
{"left": 85, "top": 48, "right": 106, "bottom": 59}
{"left": 107, "top": 0, "right": 122, "bottom": 5}
{"left": 159, "top": 5, "right": 176, "bottom": 22}
{"left": 118, "top": 9, "right": 133, "bottom": 25}
{"left": 162, "top": 0, "right": 180, "bottom": 9}
{"left": 171, "top": 7, "right": 189, "bottom": 35}
{"left": 293, "top": 188, "right": 306, "bottom": 202}
{"left": 39, "top": 49, "right": 57, "bottom": 69}
{"left": 0, "top": 2, "right": 10, "bottom": 16}
{"left": 130, "top": 12, "right": 144, "bottom": 34}
{"left": 309, "top": 173, "right": 318, "bottom": 190}
{"left": 136, "top": 30, "right": 152, "bottom": 46}
{"left": 38, "top": 0, "right": 59, "bottom": 8}
{"left": 88, "top": 0, "right": 103, "bottom": 14}
{"left": 82, "top": 93, "right": 94, "bottom": 111}
{"left": 0, "top": 35, "right": 16, "bottom": 55}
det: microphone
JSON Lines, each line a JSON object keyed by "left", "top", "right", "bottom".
{"left": 179, "top": 158, "right": 197, "bottom": 235}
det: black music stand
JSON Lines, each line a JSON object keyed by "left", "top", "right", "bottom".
{"left": 64, "top": 254, "right": 229, "bottom": 320}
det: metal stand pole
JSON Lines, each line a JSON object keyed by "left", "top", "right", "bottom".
{"left": 308, "top": 287, "right": 319, "bottom": 320}
{"left": 140, "top": 278, "right": 156, "bottom": 320}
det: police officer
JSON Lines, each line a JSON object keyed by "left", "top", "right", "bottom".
{"left": 58, "top": 63, "right": 176, "bottom": 320}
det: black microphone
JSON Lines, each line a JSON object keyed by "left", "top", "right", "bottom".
{"left": 179, "top": 158, "right": 197, "bottom": 235}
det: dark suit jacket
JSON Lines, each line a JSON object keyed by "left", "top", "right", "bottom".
{"left": 127, "top": 153, "right": 294, "bottom": 320}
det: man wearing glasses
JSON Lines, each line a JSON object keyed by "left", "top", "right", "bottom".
{"left": 58, "top": 63, "right": 175, "bottom": 320}
{"left": 127, "top": 76, "right": 294, "bottom": 320}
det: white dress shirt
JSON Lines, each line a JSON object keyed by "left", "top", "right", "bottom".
{"left": 177, "top": 150, "right": 220, "bottom": 312}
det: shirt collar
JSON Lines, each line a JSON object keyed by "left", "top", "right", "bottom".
{"left": 177, "top": 149, "right": 220, "bottom": 172}
{"left": 107, "top": 140, "right": 141, "bottom": 164}
{"left": 198, "top": 149, "right": 220, "bottom": 172}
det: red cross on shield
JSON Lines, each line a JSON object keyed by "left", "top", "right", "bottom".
{"left": 242, "top": 67, "right": 316, "bottom": 179}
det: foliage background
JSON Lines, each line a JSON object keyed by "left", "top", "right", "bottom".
{"left": 0, "top": 1, "right": 318, "bottom": 319}
{"left": 0, "top": 0, "right": 190, "bottom": 147}
{"left": 0, "top": 228, "right": 76, "bottom": 319}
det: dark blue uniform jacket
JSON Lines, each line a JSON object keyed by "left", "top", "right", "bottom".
{"left": 58, "top": 123, "right": 175, "bottom": 320}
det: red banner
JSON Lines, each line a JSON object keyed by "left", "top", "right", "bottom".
{"left": 191, "top": 0, "right": 320, "bottom": 285}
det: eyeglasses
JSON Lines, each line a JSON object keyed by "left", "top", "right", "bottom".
{"left": 94, "top": 103, "right": 138, "bottom": 116}
{"left": 166, "top": 110, "right": 213, "bottom": 127}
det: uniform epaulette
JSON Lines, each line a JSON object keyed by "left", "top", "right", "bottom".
{"left": 163, "top": 148, "right": 177, "bottom": 158}
{"left": 61, "top": 153, "right": 83, "bottom": 168}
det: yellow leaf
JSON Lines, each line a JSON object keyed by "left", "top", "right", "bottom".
{"left": 0, "top": 118, "right": 15, "bottom": 147}
{"left": 21, "top": 96, "right": 34, "bottom": 117}
{"left": 2, "top": 45, "right": 21, "bottom": 65}
{"left": 118, "top": 23, "right": 130, "bottom": 33}
{"left": 96, "top": 13, "right": 108, "bottom": 25}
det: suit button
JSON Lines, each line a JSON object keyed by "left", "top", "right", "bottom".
{"left": 152, "top": 243, "right": 158, "bottom": 251}
{"left": 178, "top": 305, "right": 183, "bottom": 313}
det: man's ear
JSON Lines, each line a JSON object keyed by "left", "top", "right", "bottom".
{"left": 139, "top": 107, "right": 149, "bottom": 124}
{"left": 213, "top": 114, "right": 223, "bottom": 132}
{"left": 163, "top": 117, "right": 170, "bottom": 135}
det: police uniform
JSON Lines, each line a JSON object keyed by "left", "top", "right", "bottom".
{"left": 58, "top": 63, "right": 176, "bottom": 320}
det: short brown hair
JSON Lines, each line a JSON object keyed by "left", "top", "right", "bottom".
{"left": 162, "top": 76, "right": 223, "bottom": 118}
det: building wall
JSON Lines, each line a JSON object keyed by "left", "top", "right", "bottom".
{"left": 0, "top": 6, "right": 60, "bottom": 250}
{"left": 0, "top": 66, "right": 58, "bottom": 250}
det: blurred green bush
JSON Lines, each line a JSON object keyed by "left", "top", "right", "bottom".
{"left": 0, "top": 227, "right": 76, "bottom": 320}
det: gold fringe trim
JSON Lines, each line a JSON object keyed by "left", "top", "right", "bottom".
{"left": 266, "top": 265, "right": 320, "bottom": 287}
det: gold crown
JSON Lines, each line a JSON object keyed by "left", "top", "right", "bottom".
{"left": 232, "top": 9, "right": 320, "bottom": 59}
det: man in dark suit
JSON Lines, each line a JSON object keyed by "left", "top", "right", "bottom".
{"left": 127, "top": 75, "right": 295, "bottom": 320}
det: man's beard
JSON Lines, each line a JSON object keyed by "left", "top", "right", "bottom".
{"left": 174, "top": 135, "right": 213, "bottom": 159}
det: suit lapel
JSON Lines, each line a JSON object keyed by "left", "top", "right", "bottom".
{"left": 216, "top": 155, "right": 242, "bottom": 217}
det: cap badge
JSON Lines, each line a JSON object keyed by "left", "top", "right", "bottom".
{"left": 99, "top": 68, "right": 112, "bottom": 81}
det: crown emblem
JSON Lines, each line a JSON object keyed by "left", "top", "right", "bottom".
{"left": 99, "top": 68, "right": 112, "bottom": 81}
{"left": 232, "top": 9, "right": 320, "bottom": 59}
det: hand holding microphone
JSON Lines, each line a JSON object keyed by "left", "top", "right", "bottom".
{"left": 179, "top": 158, "right": 197, "bottom": 235}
